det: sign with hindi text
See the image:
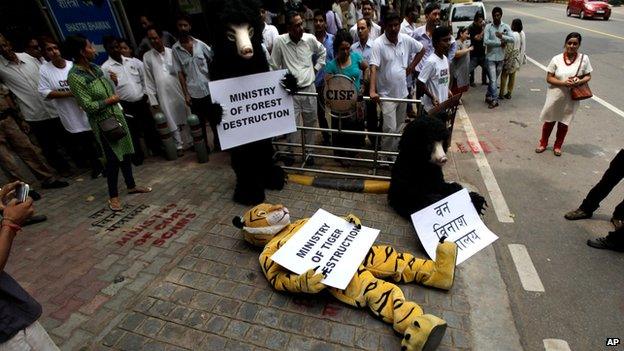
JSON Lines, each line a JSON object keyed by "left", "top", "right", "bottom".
{"left": 410, "top": 189, "right": 498, "bottom": 264}
{"left": 208, "top": 69, "right": 296, "bottom": 150}
{"left": 271, "top": 209, "right": 380, "bottom": 290}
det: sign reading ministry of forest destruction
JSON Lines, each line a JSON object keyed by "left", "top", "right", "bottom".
{"left": 209, "top": 69, "right": 296, "bottom": 150}
{"left": 271, "top": 209, "right": 380, "bottom": 290}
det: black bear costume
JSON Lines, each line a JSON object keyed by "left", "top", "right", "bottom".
{"left": 388, "top": 117, "right": 486, "bottom": 218}
{"left": 206, "top": 0, "right": 286, "bottom": 205}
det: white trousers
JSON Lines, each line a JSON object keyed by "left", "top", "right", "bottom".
{"left": 380, "top": 99, "right": 407, "bottom": 153}
{"left": 288, "top": 84, "right": 318, "bottom": 151}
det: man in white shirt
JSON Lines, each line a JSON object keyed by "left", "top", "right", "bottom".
{"left": 417, "top": 26, "right": 453, "bottom": 114}
{"left": 38, "top": 37, "right": 102, "bottom": 178}
{"left": 369, "top": 11, "right": 424, "bottom": 156}
{"left": 351, "top": 18, "right": 378, "bottom": 140}
{"left": 102, "top": 36, "right": 161, "bottom": 164}
{"left": 143, "top": 26, "right": 192, "bottom": 154}
{"left": 271, "top": 12, "right": 326, "bottom": 165}
{"left": 172, "top": 14, "right": 217, "bottom": 152}
{"left": 262, "top": 17, "right": 280, "bottom": 54}
{"left": 349, "top": 0, "right": 381, "bottom": 42}
{"left": 0, "top": 33, "right": 72, "bottom": 176}
{"left": 400, "top": 3, "right": 419, "bottom": 38}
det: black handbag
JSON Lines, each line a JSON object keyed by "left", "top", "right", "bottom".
{"left": 99, "top": 116, "right": 126, "bottom": 141}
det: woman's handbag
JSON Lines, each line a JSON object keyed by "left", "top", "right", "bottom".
{"left": 99, "top": 116, "right": 126, "bottom": 141}
{"left": 570, "top": 54, "right": 592, "bottom": 101}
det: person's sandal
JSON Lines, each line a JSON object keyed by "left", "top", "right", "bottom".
{"left": 108, "top": 198, "right": 123, "bottom": 212}
{"left": 535, "top": 145, "right": 546, "bottom": 153}
{"left": 554, "top": 148, "right": 562, "bottom": 156}
{"left": 128, "top": 186, "right": 152, "bottom": 195}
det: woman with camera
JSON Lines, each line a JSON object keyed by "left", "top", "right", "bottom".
{"left": 65, "top": 35, "right": 151, "bottom": 211}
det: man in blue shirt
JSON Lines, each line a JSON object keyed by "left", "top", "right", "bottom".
{"left": 483, "top": 7, "right": 514, "bottom": 109}
{"left": 313, "top": 9, "right": 335, "bottom": 145}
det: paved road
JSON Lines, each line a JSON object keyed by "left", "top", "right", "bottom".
{"left": 458, "top": 1, "right": 624, "bottom": 350}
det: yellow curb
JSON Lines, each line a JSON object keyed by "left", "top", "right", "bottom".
{"left": 287, "top": 174, "right": 314, "bottom": 186}
{"left": 363, "top": 180, "right": 390, "bottom": 194}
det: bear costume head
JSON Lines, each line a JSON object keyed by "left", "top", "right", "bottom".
{"left": 205, "top": 0, "right": 269, "bottom": 79}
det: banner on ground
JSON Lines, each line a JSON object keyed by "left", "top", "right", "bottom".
{"left": 411, "top": 189, "right": 498, "bottom": 264}
{"left": 271, "top": 209, "right": 380, "bottom": 290}
{"left": 208, "top": 69, "right": 296, "bottom": 150}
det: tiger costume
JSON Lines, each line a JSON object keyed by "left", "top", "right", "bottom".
{"left": 233, "top": 203, "right": 459, "bottom": 351}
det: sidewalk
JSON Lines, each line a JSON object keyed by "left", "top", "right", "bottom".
{"left": 7, "top": 150, "right": 473, "bottom": 350}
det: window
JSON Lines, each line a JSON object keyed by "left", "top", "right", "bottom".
{"left": 452, "top": 6, "right": 483, "bottom": 22}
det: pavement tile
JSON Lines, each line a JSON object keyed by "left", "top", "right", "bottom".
{"left": 6, "top": 155, "right": 473, "bottom": 350}
{"left": 204, "top": 314, "right": 229, "bottom": 334}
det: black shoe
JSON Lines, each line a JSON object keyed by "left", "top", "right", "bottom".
{"left": 481, "top": 81, "right": 488, "bottom": 86}
{"left": 41, "top": 179, "right": 69, "bottom": 189}
{"left": 470, "top": 82, "right": 477, "bottom": 87}
{"left": 29, "top": 190, "right": 41, "bottom": 201}
{"left": 587, "top": 235, "right": 624, "bottom": 252}
{"left": 23, "top": 214, "right": 47, "bottom": 227}
{"left": 504, "top": 93, "right": 512, "bottom": 99}
{"left": 564, "top": 208, "right": 592, "bottom": 220}
{"left": 611, "top": 218, "right": 624, "bottom": 231}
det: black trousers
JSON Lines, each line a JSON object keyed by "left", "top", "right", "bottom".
{"left": 316, "top": 84, "right": 331, "bottom": 144}
{"left": 101, "top": 134, "right": 135, "bottom": 198}
{"left": 120, "top": 97, "right": 161, "bottom": 162}
{"left": 580, "top": 149, "right": 624, "bottom": 219}
{"left": 470, "top": 56, "right": 488, "bottom": 85}
{"left": 191, "top": 96, "right": 219, "bottom": 152}
{"left": 28, "top": 118, "right": 71, "bottom": 173}
{"left": 69, "top": 131, "right": 101, "bottom": 169}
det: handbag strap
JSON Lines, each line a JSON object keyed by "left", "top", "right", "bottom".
{"left": 574, "top": 54, "right": 584, "bottom": 77}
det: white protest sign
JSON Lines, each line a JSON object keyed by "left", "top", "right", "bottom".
{"left": 410, "top": 189, "right": 498, "bottom": 264}
{"left": 271, "top": 209, "right": 380, "bottom": 290}
{"left": 208, "top": 69, "right": 296, "bottom": 150}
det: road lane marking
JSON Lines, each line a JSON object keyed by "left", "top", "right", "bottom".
{"left": 543, "top": 339, "right": 572, "bottom": 351}
{"left": 526, "top": 55, "right": 624, "bottom": 121}
{"left": 457, "top": 106, "right": 514, "bottom": 223}
{"left": 507, "top": 8, "right": 624, "bottom": 41}
{"left": 508, "top": 244, "right": 545, "bottom": 292}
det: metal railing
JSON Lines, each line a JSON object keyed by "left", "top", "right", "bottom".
{"left": 273, "top": 90, "right": 421, "bottom": 180}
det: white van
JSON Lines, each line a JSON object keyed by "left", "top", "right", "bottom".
{"left": 449, "top": 2, "right": 487, "bottom": 34}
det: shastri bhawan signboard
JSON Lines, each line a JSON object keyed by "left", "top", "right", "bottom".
{"left": 45, "top": 0, "right": 124, "bottom": 64}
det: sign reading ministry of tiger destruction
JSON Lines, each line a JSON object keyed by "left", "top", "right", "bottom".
{"left": 271, "top": 209, "right": 380, "bottom": 290}
{"left": 208, "top": 69, "right": 296, "bottom": 150}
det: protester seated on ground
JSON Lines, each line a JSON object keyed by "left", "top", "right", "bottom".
{"left": 0, "top": 181, "right": 59, "bottom": 350}
{"left": 324, "top": 29, "right": 368, "bottom": 164}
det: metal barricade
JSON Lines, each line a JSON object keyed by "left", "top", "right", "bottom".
{"left": 273, "top": 84, "right": 421, "bottom": 180}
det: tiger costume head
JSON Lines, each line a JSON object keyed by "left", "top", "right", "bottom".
{"left": 232, "top": 203, "right": 291, "bottom": 247}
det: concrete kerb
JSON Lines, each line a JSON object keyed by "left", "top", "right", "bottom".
{"left": 286, "top": 174, "right": 390, "bottom": 194}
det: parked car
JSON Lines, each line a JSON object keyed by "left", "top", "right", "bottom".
{"left": 449, "top": 2, "right": 487, "bottom": 34}
{"left": 567, "top": 0, "right": 611, "bottom": 20}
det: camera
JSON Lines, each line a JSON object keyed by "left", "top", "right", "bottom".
{"left": 16, "top": 183, "right": 29, "bottom": 203}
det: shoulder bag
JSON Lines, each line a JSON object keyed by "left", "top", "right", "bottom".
{"left": 99, "top": 114, "right": 126, "bottom": 142}
{"left": 570, "top": 54, "right": 592, "bottom": 101}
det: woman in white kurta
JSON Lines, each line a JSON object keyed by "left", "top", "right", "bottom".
{"left": 536, "top": 32, "right": 592, "bottom": 156}
{"left": 143, "top": 28, "right": 192, "bottom": 151}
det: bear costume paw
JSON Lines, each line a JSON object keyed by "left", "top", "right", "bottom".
{"left": 264, "top": 165, "right": 286, "bottom": 190}
{"left": 281, "top": 73, "right": 299, "bottom": 95}
{"left": 469, "top": 191, "right": 487, "bottom": 215}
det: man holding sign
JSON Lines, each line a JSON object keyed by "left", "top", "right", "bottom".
{"left": 233, "top": 203, "right": 459, "bottom": 351}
